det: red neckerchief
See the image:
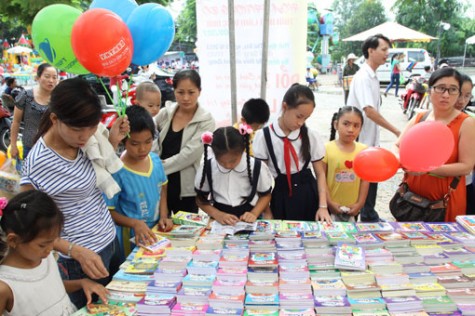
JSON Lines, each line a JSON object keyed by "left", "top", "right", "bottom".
{"left": 271, "top": 124, "right": 300, "bottom": 196}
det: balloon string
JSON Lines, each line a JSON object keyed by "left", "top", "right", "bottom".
{"left": 98, "top": 77, "right": 114, "bottom": 105}
{"left": 115, "top": 81, "right": 130, "bottom": 138}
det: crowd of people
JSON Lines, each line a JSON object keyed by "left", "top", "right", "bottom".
{"left": 0, "top": 33, "right": 474, "bottom": 314}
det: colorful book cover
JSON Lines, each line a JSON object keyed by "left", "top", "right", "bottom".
{"left": 71, "top": 304, "right": 136, "bottom": 316}
{"left": 301, "top": 230, "right": 325, "bottom": 239}
{"left": 355, "top": 222, "right": 394, "bottom": 233}
{"left": 320, "top": 221, "right": 357, "bottom": 233}
{"left": 352, "top": 309, "right": 391, "bottom": 316}
{"left": 138, "top": 235, "right": 171, "bottom": 252}
{"left": 124, "top": 259, "right": 158, "bottom": 275}
{"left": 113, "top": 270, "right": 155, "bottom": 282}
{"left": 456, "top": 215, "right": 475, "bottom": 234}
{"left": 172, "top": 302, "right": 208, "bottom": 313}
{"left": 393, "top": 222, "right": 429, "bottom": 232}
{"left": 248, "top": 251, "right": 278, "bottom": 266}
{"left": 283, "top": 220, "right": 311, "bottom": 232}
{"left": 279, "top": 308, "right": 316, "bottom": 316}
{"left": 446, "top": 232, "right": 475, "bottom": 243}
{"left": 244, "top": 309, "right": 279, "bottom": 316}
{"left": 374, "top": 232, "right": 407, "bottom": 242}
{"left": 208, "top": 291, "right": 245, "bottom": 302}
{"left": 206, "top": 306, "right": 243, "bottom": 315}
{"left": 254, "top": 220, "right": 276, "bottom": 234}
{"left": 353, "top": 233, "right": 383, "bottom": 245}
{"left": 400, "top": 231, "right": 434, "bottom": 240}
{"left": 425, "top": 222, "right": 463, "bottom": 233}
{"left": 172, "top": 210, "right": 209, "bottom": 226}
{"left": 135, "top": 246, "right": 167, "bottom": 259}
{"left": 245, "top": 293, "right": 279, "bottom": 305}
{"left": 105, "top": 280, "right": 148, "bottom": 293}
{"left": 334, "top": 243, "right": 366, "bottom": 271}
{"left": 314, "top": 295, "right": 350, "bottom": 307}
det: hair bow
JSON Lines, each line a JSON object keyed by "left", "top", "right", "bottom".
{"left": 0, "top": 197, "right": 8, "bottom": 216}
{"left": 239, "top": 123, "right": 253, "bottom": 136}
{"left": 201, "top": 131, "right": 213, "bottom": 145}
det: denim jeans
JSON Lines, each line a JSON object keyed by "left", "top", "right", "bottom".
{"left": 57, "top": 238, "right": 121, "bottom": 309}
{"left": 384, "top": 73, "right": 400, "bottom": 96}
{"left": 360, "top": 182, "right": 380, "bottom": 222}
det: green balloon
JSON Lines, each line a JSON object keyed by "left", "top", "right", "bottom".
{"left": 32, "top": 4, "right": 89, "bottom": 75}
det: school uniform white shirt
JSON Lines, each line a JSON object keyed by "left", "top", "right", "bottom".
{"left": 253, "top": 122, "right": 326, "bottom": 178}
{"left": 347, "top": 62, "right": 381, "bottom": 146}
{"left": 194, "top": 153, "right": 273, "bottom": 207}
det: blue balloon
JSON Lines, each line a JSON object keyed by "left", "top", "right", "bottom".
{"left": 89, "top": 0, "right": 138, "bottom": 22}
{"left": 127, "top": 3, "right": 175, "bottom": 66}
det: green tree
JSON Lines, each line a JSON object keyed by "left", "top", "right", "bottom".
{"left": 392, "top": 0, "right": 467, "bottom": 57}
{"left": 173, "top": 0, "right": 196, "bottom": 50}
{"left": 0, "top": 0, "right": 170, "bottom": 26}
{"left": 330, "top": 0, "right": 387, "bottom": 63}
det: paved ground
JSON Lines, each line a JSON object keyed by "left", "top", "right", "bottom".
{"left": 305, "top": 73, "right": 410, "bottom": 221}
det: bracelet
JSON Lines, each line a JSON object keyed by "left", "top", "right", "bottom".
{"left": 67, "top": 242, "right": 75, "bottom": 257}
{"left": 319, "top": 205, "right": 328, "bottom": 208}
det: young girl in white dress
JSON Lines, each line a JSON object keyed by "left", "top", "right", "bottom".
{"left": 195, "top": 126, "right": 273, "bottom": 225}
{"left": 0, "top": 191, "right": 108, "bottom": 315}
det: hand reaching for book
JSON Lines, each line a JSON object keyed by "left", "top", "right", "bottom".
{"left": 133, "top": 220, "right": 157, "bottom": 246}
{"left": 73, "top": 245, "right": 109, "bottom": 279}
{"left": 80, "top": 278, "right": 109, "bottom": 305}
{"left": 158, "top": 217, "right": 174, "bottom": 232}
{"left": 316, "top": 207, "right": 332, "bottom": 223}
{"left": 216, "top": 212, "right": 239, "bottom": 226}
{"left": 240, "top": 212, "right": 257, "bottom": 223}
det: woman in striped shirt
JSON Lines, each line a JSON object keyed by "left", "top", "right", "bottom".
{"left": 20, "top": 78, "right": 129, "bottom": 308}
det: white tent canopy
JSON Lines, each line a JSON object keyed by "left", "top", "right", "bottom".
{"left": 343, "top": 22, "right": 437, "bottom": 43}
{"left": 466, "top": 35, "right": 475, "bottom": 45}
{"left": 463, "top": 35, "right": 475, "bottom": 67}
{"left": 6, "top": 46, "right": 32, "bottom": 54}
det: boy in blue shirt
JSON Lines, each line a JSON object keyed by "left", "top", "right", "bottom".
{"left": 106, "top": 106, "right": 173, "bottom": 257}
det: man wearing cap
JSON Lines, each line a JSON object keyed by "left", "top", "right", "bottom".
{"left": 347, "top": 34, "right": 401, "bottom": 222}
{"left": 343, "top": 53, "right": 360, "bottom": 104}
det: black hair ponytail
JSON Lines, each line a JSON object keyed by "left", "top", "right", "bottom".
{"left": 243, "top": 133, "right": 253, "bottom": 187}
{"left": 329, "top": 112, "right": 338, "bottom": 141}
{"left": 300, "top": 124, "right": 311, "bottom": 163}
{"left": 199, "top": 143, "right": 210, "bottom": 191}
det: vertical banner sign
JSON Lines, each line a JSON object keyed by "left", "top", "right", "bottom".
{"left": 196, "top": 0, "right": 307, "bottom": 126}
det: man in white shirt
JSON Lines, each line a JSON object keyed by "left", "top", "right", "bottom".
{"left": 347, "top": 34, "right": 401, "bottom": 222}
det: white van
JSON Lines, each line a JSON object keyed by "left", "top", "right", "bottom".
{"left": 356, "top": 48, "right": 432, "bottom": 83}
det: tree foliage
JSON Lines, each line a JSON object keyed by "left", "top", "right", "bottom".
{"left": 392, "top": 0, "right": 474, "bottom": 57}
{"left": 174, "top": 0, "right": 196, "bottom": 45}
{"left": 0, "top": 0, "right": 170, "bottom": 26}
{"left": 330, "top": 0, "right": 387, "bottom": 62}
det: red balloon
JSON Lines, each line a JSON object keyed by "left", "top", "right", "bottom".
{"left": 354, "top": 147, "right": 400, "bottom": 182}
{"left": 399, "top": 121, "right": 454, "bottom": 172}
{"left": 71, "top": 9, "right": 133, "bottom": 77}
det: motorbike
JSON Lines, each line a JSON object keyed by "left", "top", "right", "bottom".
{"left": 0, "top": 106, "right": 13, "bottom": 152}
{"left": 400, "top": 75, "right": 427, "bottom": 120}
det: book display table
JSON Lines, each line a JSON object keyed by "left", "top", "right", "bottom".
{"left": 73, "top": 215, "right": 475, "bottom": 316}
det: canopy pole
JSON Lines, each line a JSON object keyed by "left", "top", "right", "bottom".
{"left": 260, "top": 0, "right": 270, "bottom": 100}
{"left": 228, "top": 0, "right": 237, "bottom": 124}
{"left": 463, "top": 42, "right": 467, "bottom": 68}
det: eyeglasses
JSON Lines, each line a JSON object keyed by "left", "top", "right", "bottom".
{"left": 458, "top": 93, "right": 473, "bottom": 100}
{"left": 431, "top": 85, "right": 460, "bottom": 96}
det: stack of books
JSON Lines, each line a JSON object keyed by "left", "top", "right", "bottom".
{"left": 136, "top": 293, "right": 177, "bottom": 315}
{"left": 456, "top": 215, "right": 475, "bottom": 235}
{"left": 314, "top": 295, "right": 352, "bottom": 314}
{"left": 383, "top": 296, "right": 423, "bottom": 314}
